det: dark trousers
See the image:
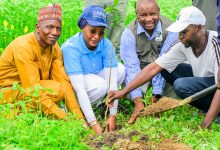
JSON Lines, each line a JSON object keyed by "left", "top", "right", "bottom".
{"left": 161, "top": 63, "right": 215, "bottom": 112}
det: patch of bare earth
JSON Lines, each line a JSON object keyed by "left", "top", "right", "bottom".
{"left": 86, "top": 130, "right": 150, "bottom": 150}
{"left": 156, "top": 139, "right": 192, "bottom": 150}
{"left": 140, "top": 97, "right": 180, "bottom": 116}
{"left": 86, "top": 131, "right": 192, "bottom": 150}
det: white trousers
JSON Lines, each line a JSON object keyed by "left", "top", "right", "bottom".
{"left": 85, "top": 63, "right": 125, "bottom": 104}
{"left": 70, "top": 63, "right": 125, "bottom": 122}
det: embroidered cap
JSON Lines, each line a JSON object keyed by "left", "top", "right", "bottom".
{"left": 166, "top": 6, "right": 206, "bottom": 32}
{"left": 78, "top": 5, "right": 109, "bottom": 29}
{"left": 38, "top": 4, "right": 62, "bottom": 22}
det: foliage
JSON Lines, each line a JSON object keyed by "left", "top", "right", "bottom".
{"left": 1, "top": 0, "right": 220, "bottom": 150}
{"left": 130, "top": 105, "right": 220, "bottom": 149}
{"left": 0, "top": 0, "right": 191, "bottom": 51}
{"left": 0, "top": 83, "right": 90, "bottom": 149}
{"left": 0, "top": 0, "right": 83, "bottom": 51}
{"left": 0, "top": 114, "right": 90, "bottom": 150}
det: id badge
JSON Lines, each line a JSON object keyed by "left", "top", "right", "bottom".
{"left": 155, "top": 32, "right": 163, "bottom": 42}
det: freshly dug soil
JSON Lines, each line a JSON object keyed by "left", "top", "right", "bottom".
{"left": 140, "top": 97, "right": 180, "bottom": 116}
{"left": 86, "top": 130, "right": 150, "bottom": 150}
{"left": 86, "top": 131, "right": 192, "bottom": 150}
{"left": 156, "top": 139, "right": 192, "bottom": 150}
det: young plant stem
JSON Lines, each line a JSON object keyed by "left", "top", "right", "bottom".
{"left": 104, "top": 45, "right": 113, "bottom": 131}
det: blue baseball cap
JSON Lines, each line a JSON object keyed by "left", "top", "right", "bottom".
{"left": 79, "top": 5, "right": 109, "bottom": 29}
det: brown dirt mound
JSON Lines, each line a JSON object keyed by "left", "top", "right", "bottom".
{"left": 140, "top": 97, "right": 180, "bottom": 116}
{"left": 156, "top": 139, "right": 192, "bottom": 150}
{"left": 86, "top": 130, "right": 150, "bottom": 150}
{"left": 86, "top": 131, "right": 192, "bottom": 150}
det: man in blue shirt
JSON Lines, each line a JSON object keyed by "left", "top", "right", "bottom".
{"left": 120, "top": 0, "right": 178, "bottom": 123}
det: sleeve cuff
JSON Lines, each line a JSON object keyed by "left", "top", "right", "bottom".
{"left": 110, "top": 99, "right": 118, "bottom": 115}
{"left": 110, "top": 107, "right": 117, "bottom": 115}
{"left": 152, "top": 88, "right": 163, "bottom": 95}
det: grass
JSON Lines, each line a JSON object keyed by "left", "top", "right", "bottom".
{"left": 0, "top": 84, "right": 91, "bottom": 149}
{"left": 132, "top": 106, "right": 220, "bottom": 149}
{"left": 0, "top": 113, "right": 90, "bottom": 150}
{"left": 1, "top": 0, "right": 220, "bottom": 150}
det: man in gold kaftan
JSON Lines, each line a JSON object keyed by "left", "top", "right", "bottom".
{"left": 0, "top": 4, "right": 83, "bottom": 119}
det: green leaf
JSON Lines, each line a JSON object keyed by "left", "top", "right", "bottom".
{"left": 114, "top": 0, "right": 119, "bottom": 6}
{"left": 132, "top": 135, "right": 140, "bottom": 142}
{"left": 12, "top": 82, "right": 19, "bottom": 90}
{"left": 0, "top": 92, "right": 3, "bottom": 99}
{"left": 32, "top": 89, "right": 40, "bottom": 97}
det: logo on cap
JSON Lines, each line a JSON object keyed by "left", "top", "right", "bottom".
{"left": 93, "top": 10, "right": 106, "bottom": 19}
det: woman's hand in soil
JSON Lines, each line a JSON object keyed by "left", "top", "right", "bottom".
{"left": 108, "top": 90, "right": 126, "bottom": 103}
{"left": 106, "top": 115, "right": 116, "bottom": 132}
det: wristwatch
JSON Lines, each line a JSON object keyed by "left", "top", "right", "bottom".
{"left": 152, "top": 94, "right": 161, "bottom": 98}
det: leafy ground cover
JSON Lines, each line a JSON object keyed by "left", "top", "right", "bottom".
{"left": 1, "top": 0, "right": 220, "bottom": 150}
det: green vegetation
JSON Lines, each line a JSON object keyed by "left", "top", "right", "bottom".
{"left": 1, "top": 0, "right": 220, "bottom": 150}
{"left": 0, "top": 83, "right": 91, "bottom": 149}
{"left": 0, "top": 0, "right": 83, "bottom": 52}
{"left": 0, "top": 113, "right": 90, "bottom": 149}
{"left": 0, "top": 0, "right": 188, "bottom": 51}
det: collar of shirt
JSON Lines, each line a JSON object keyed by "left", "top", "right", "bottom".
{"left": 79, "top": 32, "right": 102, "bottom": 54}
{"left": 137, "top": 20, "right": 163, "bottom": 41}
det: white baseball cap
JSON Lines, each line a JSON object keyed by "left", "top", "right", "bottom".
{"left": 166, "top": 6, "right": 206, "bottom": 32}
